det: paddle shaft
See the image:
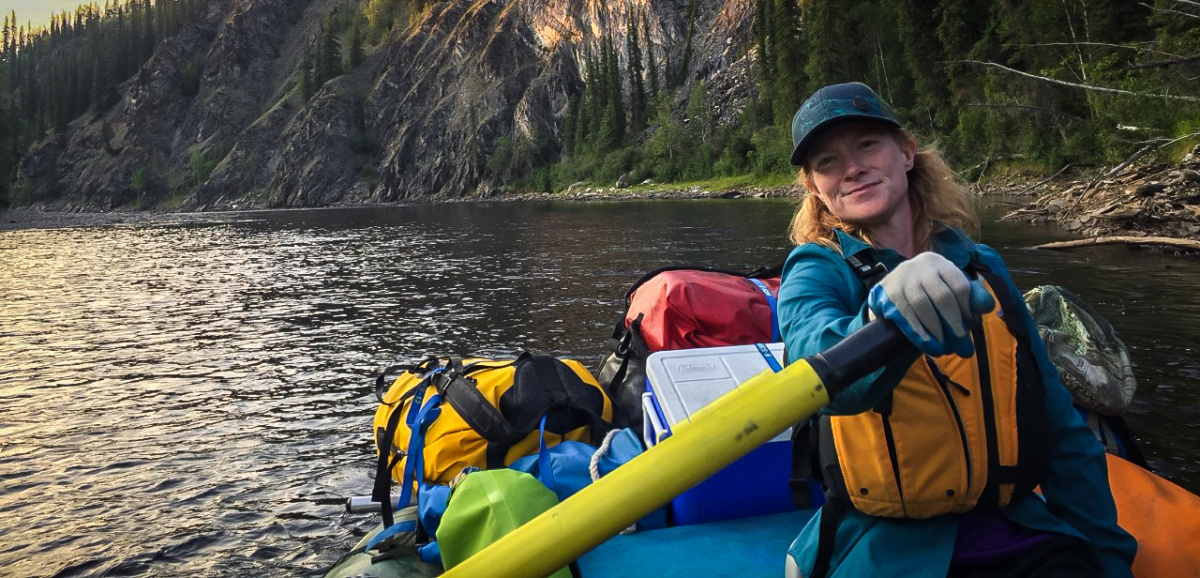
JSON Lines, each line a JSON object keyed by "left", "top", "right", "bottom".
{"left": 441, "top": 319, "right": 912, "bottom": 578}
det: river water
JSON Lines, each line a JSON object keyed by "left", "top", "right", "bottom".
{"left": 1, "top": 199, "right": 1197, "bottom": 577}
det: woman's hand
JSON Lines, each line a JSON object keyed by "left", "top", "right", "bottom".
{"left": 866, "top": 252, "right": 995, "bottom": 357}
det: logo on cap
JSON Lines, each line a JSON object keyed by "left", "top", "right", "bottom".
{"left": 852, "top": 96, "right": 870, "bottom": 111}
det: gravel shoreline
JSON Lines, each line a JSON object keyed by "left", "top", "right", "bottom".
{"left": 0, "top": 183, "right": 1103, "bottom": 235}
{"left": 0, "top": 186, "right": 795, "bottom": 232}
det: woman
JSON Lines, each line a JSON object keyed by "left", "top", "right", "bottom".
{"left": 777, "top": 82, "right": 1136, "bottom": 578}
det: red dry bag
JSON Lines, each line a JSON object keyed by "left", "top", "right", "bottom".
{"left": 595, "top": 264, "right": 782, "bottom": 429}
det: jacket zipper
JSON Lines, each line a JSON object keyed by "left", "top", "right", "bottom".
{"left": 880, "top": 413, "right": 905, "bottom": 514}
{"left": 925, "top": 357, "right": 972, "bottom": 501}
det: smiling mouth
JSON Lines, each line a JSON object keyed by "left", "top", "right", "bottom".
{"left": 843, "top": 181, "right": 880, "bottom": 197}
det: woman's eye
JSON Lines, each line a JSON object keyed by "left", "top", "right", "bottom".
{"left": 859, "top": 139, "right": 878, "bottom": 149}
{"left": 816, "top": 156, "right": 834, "bottom": 168}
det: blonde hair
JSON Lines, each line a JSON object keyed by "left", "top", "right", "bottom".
{"left": 787, "top": 128, "right": 978, "bottom": 253}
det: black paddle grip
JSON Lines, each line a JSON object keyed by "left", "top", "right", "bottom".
{"left": 803, "top": 318, "right": 916, "bottom": 400}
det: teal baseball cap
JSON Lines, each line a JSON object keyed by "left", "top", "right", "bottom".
{"left": 789, "top": 82, "right": 901, "bottom": 166}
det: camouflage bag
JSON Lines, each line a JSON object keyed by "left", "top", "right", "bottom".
{"left": 1024, "top": 285, "right": 1136, "bottom": 416}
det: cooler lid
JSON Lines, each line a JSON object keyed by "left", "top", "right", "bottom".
{"left": 645, "top": 343, "right": 790, "bottom": 443}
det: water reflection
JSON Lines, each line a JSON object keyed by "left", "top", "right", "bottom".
{"left": 0, "top": 199, "right": 1195, "bottom": 577}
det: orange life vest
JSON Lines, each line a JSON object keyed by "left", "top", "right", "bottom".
{"left": 815, "top": 262, "right": 1050, "bottom": 519}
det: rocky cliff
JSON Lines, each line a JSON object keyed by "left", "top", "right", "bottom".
{"left": 15, "top": 0, "right": 760, "bottom": 210}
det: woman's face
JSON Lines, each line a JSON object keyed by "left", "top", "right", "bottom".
{"left": 803, "top": 121, "right": 917, "bottom": 230}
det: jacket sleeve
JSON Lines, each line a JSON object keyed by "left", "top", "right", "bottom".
{"left": 976, "top": 247, "right": 1137, "bottom": 577}
{"left": 777, "top": 244, "right": 909, "bottom": 414}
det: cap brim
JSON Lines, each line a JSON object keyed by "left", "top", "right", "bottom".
{"left": 788, "top": 115, "right": 902, "bottom": 167}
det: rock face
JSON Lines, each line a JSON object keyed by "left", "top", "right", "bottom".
{"left": 13, "top": 0, "right": 761, "bottom": 210}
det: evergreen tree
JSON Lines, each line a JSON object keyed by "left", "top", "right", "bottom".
{"left": 675, "top": 0, "right": 700, "bottom": 87}
{"left": 142, "top": 0, "right": 156, "bottom": 58}
{"left": 770, "top": 0, "right": 806, "bottom": 122}
{"left": 935, "top": 0, "right": 989, "bottom": 92}
{"left": 563, "top": 93, "right": 580, "bottom": 157}
{"left": 180, "top": 54, "right": 203, "bottom": 96}
{"left": 299, "top": 44, "right": 315, "bottom": 101}
{"left": 803, "top": 0, "right": 863, "bottom": 88}
{"left": 597, "top": 98, "right": 621, "bottom": 153}
{"left": 314, "top": 16, "right": 342, "bottom": 86}
{"left": 574, "top": 88, "right": 590, "bottom": 156}
{"left": 115, "top": 4, "right": 129, "bottom": 80}
{"left": 643, "top": 15, "right": 658, "bottom": 103}
{"left": 347, "top": 18, "right": 365, "bottom": 70}
{"left": 605, "top": 38, "right": 625, "bottom": 147}
{"left": 4, "top": 12, "right": 11, "bottom": 54}
{"left": 584, "top": 51, "right": 605, "bottom": 142}
{"left": 755, "top": 0, "right": 775, "bottom": 82}
{"left": 90, "top": 57, "right": 115, "bottom": 113}
{"left": 891, "top": 0, "right": 953, "bottom": 132}
{"left": 626, "top": 12, "right": 648, "bottom": 136}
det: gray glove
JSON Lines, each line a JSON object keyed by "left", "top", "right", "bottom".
{"left": 866, "top": 252, "right": 995, "bottom": 357}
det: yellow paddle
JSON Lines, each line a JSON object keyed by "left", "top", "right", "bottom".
{"left": 441, "top": 319, "right": 912, "bottom": 578}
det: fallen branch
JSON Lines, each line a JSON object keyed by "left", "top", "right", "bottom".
{"left": 962, "top": 102, "right": 1084, "bottom": 121}
{"left": 1128, "top": 54, "right": 1200, "bottom": 70}
{"left": 1017, "top": 164, "right": 1074, "bottom": 195}
{"left": 977, "top": 154, "right": 991, "bottom": 183}
{"left": 1036, "top": 236, "right": 1200, "bottom": 251}
{"left": 1001, "top": 41, "right": 1183, "bottom": 59}
{"left": 1157, "top": 130, "right": 1200, "bottom": 149}
{"left": 958, "top": 61, "right": 1200, "bottom": 102}
{"left": 1106, "top": 145, "right": 1153, "bottom": 178}
{"left": 1064, "top": 143, "right": 1165, "bottom": 216}
{"left": 1141, "top": 2, "right": 1200, "bottom": 19}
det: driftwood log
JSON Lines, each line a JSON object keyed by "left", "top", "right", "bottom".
{"left": 1036, "top": 236, "right": 1200, "bottom": 251}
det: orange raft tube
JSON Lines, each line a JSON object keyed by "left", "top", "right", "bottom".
{"left": 1107, "top": 453, "right": 1200, "bottom": 577}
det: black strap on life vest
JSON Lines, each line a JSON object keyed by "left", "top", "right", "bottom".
{"left": 845, "top": 251, "right": 889, "bottom": 288}
{"left": 789, "top": 249, "right": 889, "bottom": 510}
{"left": 809, "top": 498, "right": 844, "bottom": 578}
{"left": 808, "top": 413, "right": 853, "bottom": 578}
{"left": 975, "top": 265, "right": 1051, "bottom": 505}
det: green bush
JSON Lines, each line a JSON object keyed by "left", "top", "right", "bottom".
{"left": 750, "top": 125, "right": 792, "bottom": 177}
{"left": 181, "top": 55, "right": 204, "bottom": 97}
{"left": 190, "top": 142, "right": 233, "bottom": 183}
{"left": 13, "top": 175, "right": 34, "bottom": 206}
{"left": 131, "top": 167, "right": 151, "bottom": 193}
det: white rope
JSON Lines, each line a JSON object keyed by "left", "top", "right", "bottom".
{"left": 589, "top": 428, "right": 638, "bottom": 534}
{"left": 589, "top": 428, "right": 620, "bottom": 482}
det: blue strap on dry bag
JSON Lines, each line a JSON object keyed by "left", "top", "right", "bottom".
{"left": 748, "top": 278, "right": 780, "bottom": 342}
{"left": 535, "top": 414, "right": 558, "bottom": 496}
{"left": 510, "top": 414, "right": 594, "bottom": 501}
{"left": 367, "top": 392, "right": 442, "bottom": 552}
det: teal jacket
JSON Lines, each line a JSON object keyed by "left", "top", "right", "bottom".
{"left": 778, "top": 227, "right": 1137, "bottom": 578}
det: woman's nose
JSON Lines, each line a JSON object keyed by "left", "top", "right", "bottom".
{"left": 842, "top": 152, "right": 866, "bottom": 179}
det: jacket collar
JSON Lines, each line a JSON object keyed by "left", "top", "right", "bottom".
{"left": 834, "top": 224, "right": 976, "bottom": 267}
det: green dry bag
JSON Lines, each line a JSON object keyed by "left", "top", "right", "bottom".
{"left": 436, "top": 469, "right": 572, "bottom": 577}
